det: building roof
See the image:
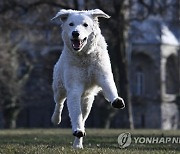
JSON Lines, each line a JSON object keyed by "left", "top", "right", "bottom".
{"left": 130, "top": 15, "right": 180, "bottom": 46}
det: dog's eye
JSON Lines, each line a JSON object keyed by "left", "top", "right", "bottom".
{"left": 83, "top": 23, "right": 88, "bottom": 27}
{"left": 69, "top": 23, "right": 74, "bottom": 26}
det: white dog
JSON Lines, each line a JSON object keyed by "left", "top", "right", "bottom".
{"left": 51, "top": 9, "right": 125, "bottom": 148}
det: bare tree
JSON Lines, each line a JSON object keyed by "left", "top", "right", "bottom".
{"left": 0, "top": 40, "right": 33, "bottom": 128}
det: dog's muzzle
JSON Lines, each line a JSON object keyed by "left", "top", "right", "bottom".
{"left": 71, "top": 37, "right": 87, "bottom": 51}
{"left": 71, "top": 31, "right": 87, "bottom": 51}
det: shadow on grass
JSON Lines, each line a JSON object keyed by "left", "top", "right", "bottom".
{"left": 0, "top": 134, "right": 73, "bottom": 147}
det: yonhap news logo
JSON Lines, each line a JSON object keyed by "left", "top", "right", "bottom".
{"left": 117, "top": 132, "right": 132, "bottom": 148}
{"left": 118, "top": 132, "right": 180, "bottom": 148}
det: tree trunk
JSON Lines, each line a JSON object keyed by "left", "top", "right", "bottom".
{"left": 8, "top": 119, "right": 17, "bottom": 129}
{"left": 4, "top": 102, "right": 21, "bottom": 129}
{"left": 104, "top": 111, "right": 117, "bottom": 129}
{"left": 111, "top": 1, "right": 134, "bottom": 129}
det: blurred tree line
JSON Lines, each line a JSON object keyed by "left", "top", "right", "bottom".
{"left": 0, "top": 0, "right": 179, "bottom": 128}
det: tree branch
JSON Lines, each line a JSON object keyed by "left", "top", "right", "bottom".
{"left": 73, "top": 0, "right": 79, "bottom": 10}
{"left": 0, "top": 0, "right": 72, "bottom": 14}
{"left": 138, "top": 0, "right": 151, "bottom": 11}
{"left": 94, "top": 0, "right": 112, "bottom": 16}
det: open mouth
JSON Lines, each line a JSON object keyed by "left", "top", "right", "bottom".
{"left": 71, "top": 37, "right": 87, "bottom": 51}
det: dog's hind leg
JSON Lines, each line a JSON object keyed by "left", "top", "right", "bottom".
{"left": 51, "top": 90, "right": 66, "bottom": 125}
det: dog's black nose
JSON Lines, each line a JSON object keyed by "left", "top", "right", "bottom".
{"left": 72, "top": 31, "right": 79, "bottom": 38}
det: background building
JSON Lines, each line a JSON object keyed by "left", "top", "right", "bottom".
{"left": 130, "top": 16, "right": 179, "bottom": 129}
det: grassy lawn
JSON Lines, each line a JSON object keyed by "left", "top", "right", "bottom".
{"left": 0, "top": 129, "right": 179, "bottom": 154}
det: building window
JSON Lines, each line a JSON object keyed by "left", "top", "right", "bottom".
{"left": 166, "top": 55, "right": 179, "bottom": 94}
{"left": 135, "top": 68, "right": 144, "bottom": 96}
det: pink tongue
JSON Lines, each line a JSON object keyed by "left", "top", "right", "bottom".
{"left": 73, "top": 40, "right": 81, "bottom": 49}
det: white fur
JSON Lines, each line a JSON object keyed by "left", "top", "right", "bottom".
{"left": 51, "top": 9, "right": 123, "bottom": 149}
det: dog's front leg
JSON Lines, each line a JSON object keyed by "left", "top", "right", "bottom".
{"left": 96, "top": 71, "right": 125, "bottom": 109}
{"left": 66, "top": 88, "right": 86, "bottom": 137}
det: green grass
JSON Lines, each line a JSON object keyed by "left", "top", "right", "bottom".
{"left": 0, "top": 129, "right": 180, "bottom": 154}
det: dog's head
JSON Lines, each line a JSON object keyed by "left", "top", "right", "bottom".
{"left": 52, "top": 9, "right": 110, "bottom": 53}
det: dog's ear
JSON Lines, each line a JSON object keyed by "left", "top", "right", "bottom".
{"left": 90, "top": 9, "right": 110, "bottom": 19}
{"left": 51, "top": 9, "right": 72, "bottom": 21}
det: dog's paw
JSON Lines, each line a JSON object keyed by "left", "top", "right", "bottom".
{"left": 111, "top": 97, "right": 125, "bottom": 109}
{"left": 73, "top": 131, "right": 86, "bottom": 138}
{"left": 51, "top": 112, "right": 61, "bottom": 125}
